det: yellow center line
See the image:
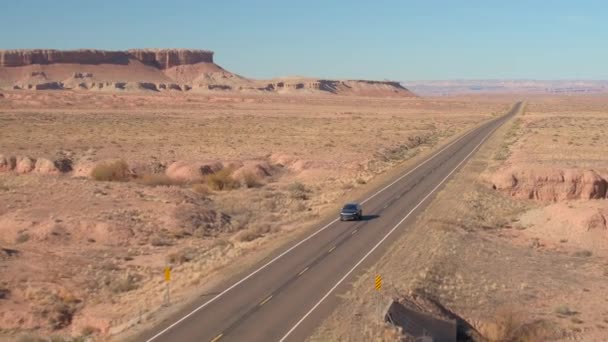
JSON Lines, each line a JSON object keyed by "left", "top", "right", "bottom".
{"left": 210, "top": 333, "right": 223, "bottom": 342}
{"left": 298, "top": 267, "right": 309, "bottom": 276}
{"left": 351, "top": 229, "right": 358, "bottom": 235}
{"left": 328, "top": 246, "right": 336, "bottom": 253}
{"left": 259, "top": 295, "right": 273, "bottom": 306}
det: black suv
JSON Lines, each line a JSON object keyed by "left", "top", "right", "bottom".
{"left": 340, "top": 203, "right": 362, "bottom": 221}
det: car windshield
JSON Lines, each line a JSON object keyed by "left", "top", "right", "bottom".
{"left": 343, "top": 204, "right": 358, "bottom": 210}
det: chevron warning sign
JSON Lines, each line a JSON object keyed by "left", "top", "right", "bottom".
{"left": 375, "top": 275, "right": 382, "bottom": 290}
{"left": 164, "top": 266, "right": 171, "bottom": 282}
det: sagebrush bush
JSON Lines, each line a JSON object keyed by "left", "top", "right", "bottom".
{"left": 287, "top": 181, "right": 309, "bottom": 200}
{"left": 207, "top": 169, "right": 239, "bottom": 191}
{"left": 91, "top": 160, "right": 130, "bottom": 181}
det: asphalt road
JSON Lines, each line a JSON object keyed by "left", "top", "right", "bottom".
{"left": 140, "top": 102, "right": 521, "bottom": 342}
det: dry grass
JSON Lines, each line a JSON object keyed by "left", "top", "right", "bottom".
{"left": 108, "top": 273, "right": 141, "bottom": 294}
{"left": 234, "top": 223, "right": 279, "bottom": 242}
{"left": 91, "top": 160, "right": 130, "bottom": 181}
{"left": 192, "top": 183, "right": 212, "bottom": 195}
{"left": 510, "top": 97, "right": 608, "bottom": 168}
{"left": 494, "top": 118, "right": 523, "bottom": 161}
{"left": 166, "top": 248, "right": 195, "bottom": 265}
{"left": 476, "top": 307, "right": 557, "bottom": 342}
{"left": 136, "top": 173, "right": 179, "bottom": 187}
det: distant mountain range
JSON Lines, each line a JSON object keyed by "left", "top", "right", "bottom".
{"left": 403, "top": 80, "right": 608, "bottom": 96}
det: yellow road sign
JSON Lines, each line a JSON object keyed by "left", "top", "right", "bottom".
{"left": 164, "top": 266, "right": 171, "bottom": 282}
{"left": 375, "top": 275, "right": 382, "bottom": 290}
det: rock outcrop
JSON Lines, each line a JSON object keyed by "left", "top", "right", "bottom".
{"left": 127, "top": 49, "right": 213, "bottom": 69}
{"left": 0, "top": 49, "right": 213, "bottom": 68}
{"left": 165, "top": 161, "right": 224, "bottom": 183}
{"left": 264, "top": 79, "right": 414, "bottom": 97}
{"left": 34, "top": 158, "right": 60, "bottom": 175}
{"left": 490, "top": 166, "right": 608, "bottom": 201}
{"left": 15, "top": 156, "right": 35, "bottom": 174}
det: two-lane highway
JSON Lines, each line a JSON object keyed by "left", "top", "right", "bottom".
{"left": 140, "top": 102, "right": 522, "bottom": 342}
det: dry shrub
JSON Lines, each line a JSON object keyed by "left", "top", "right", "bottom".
{"left": 81, "top": 325, "right": 98, "bottom": 336}
{"left": 91, "top": 160, "right": 130, "bottom": 181}
{"left": 573, "top": 250, "right": 592, "bottom": 258}
{"left": 137, "top": 173, "right": 178, "bottom": 187}
{"left": 242, "top": 172, "right": 263, "bottom": 188}
{"left": 554, "top": 305, "right": 576, "bottom": 316}
{"left": 234, "top": 223, "right": 278, "bottom": 242}
{"left": 287, "top": 181, "right": 310, "bottom": 200}
{"left": 166, "top": 248, "right": 195, "bottom": 265}
{"left": 150, "top": 235, "right": 173, "bottom": 247}
{"left": 15, "top": 232, "right": 30, "bottom": 243}
{"left": 477, "top": 307, "right": 557, "bottom": 342}
{"left": 192, "top": 183, "right": 211, "bottom": 195}
{"left": 109, "top": 273, "right": 141, "bottom": 294}
{"left": 0, "top": 287, "right": 9, "bottom": 299}
{"left": 48, "top": 301, "right": 76, "bottom": 330}
{"left": 207, "top": 168, "right": 239, "bottom": 191}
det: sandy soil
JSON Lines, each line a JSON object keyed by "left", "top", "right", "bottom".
{"left": 0, "top": 90, "right": 507, "bottom": 341}
{"left": 311, "top": 96, "right": 608, "bottom": 342}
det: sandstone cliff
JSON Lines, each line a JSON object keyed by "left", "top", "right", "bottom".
{"left": 127, "top": 49, "right": 213, "bottom": 69}
{"left": 0, "top": 49, "right": 213, "bottom": 68}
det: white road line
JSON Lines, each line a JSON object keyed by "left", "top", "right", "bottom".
{"left": 278, "top": 119, "right": 504, "bottom": 342}
{"left": 144, "top": 118, "right": 487, "bottom": 342}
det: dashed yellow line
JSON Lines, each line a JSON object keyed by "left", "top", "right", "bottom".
{"left": 328, "top": 246, "right": 336, "bottom": 253}
{"left": 298, "top": 267, "right": 309, "bottom": 276}
{"left": 210, "top": 333, "right": 223, "bottom": 342}
{"left": 351, "top": 229, "right": 358, "bottom": 235}
{"left": 259, "top": 295, "right": 273, "bottom": 306}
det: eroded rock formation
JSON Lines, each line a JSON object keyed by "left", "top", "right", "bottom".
{"left": 490, "top": 166, "right": 608, "bottom": 201}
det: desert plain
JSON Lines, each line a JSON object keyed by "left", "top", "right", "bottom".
{"left": 0, "top": 87, "right": 511, "bottom": 341}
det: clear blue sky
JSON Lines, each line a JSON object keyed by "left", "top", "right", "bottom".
{"left": 1, "top": 0, "right": 606, "bottom": 80}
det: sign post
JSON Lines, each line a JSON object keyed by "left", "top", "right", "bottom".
{"left": 375, "top": 275, "right": 382, "bottom": 324}
{"left": 164, "top": 266, "right": 171, "bottom": 306}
